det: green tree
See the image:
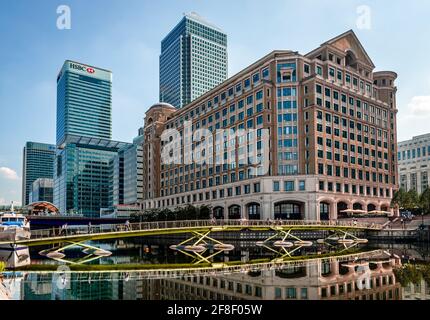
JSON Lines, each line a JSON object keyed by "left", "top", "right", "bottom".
{"left": 391, "top": 189, "right": 407, "bottom": 210}
{"left": 392, "top": 189, "right": 421, "bottom": 212}
{"left": 405, "top": 189, "right": 419, "bottom": 211}
{"left": 419, "top": 187, "right": 430, "bottom": 215}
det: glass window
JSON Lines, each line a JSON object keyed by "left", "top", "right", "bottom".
{"left": 285, "top": 288, "right": 296, "bottom": 299}
{"left": 301, "top": 288, "right": 308, "bottom": 299}
{"left": 284, "top": 181, "right": 295, "bottom": 191}
{"left": 299, "top": 180, "right": 305, "bottom": 191}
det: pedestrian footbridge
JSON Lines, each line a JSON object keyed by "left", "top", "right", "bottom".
{"left": 0, "top": 219, "right": 383, "bottom": 247}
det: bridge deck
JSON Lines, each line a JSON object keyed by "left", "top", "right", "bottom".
{"left": 0, "top": 219, "right": 383, "bottom": 247}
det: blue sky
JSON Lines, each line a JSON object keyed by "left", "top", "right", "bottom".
{"left": 0, "top": 0, "right": 430, "bottom": 205}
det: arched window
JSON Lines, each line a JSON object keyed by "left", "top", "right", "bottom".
{"left": 274, "top": 201, "right": 303, "bottom": 220}
{"left": 213, "top": 207, "right": 224, "bottom": 219}
{"left": 247, "top": 203, "right": 261, "bottom": 220}
{"left": 353, "top": 202, "right": 363, "bottom": 210}
{"left": 228, "top": 205, "right": 241, "bottom": 219}
{"left": 367, "top": 203, "right": 376, "bottom": 212}
{"left": 345, "top": 50, "right": 357, "bottom": 68}
{"left": 320, "top": 202, "right": 330, "bottom": 220}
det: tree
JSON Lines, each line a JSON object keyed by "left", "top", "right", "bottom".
{"left": 405, "top": 189, "right": 419, "bottom": 211}
{"left": 391, "top": 189, "right": 407, "bottom": 210}
{"left": 419, "top": 187, "right": 430, "bottom": 215}
{"left": 391, "top": 188, "right": 421, "bottom": 212}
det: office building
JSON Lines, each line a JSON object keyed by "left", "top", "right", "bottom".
{"left": 29, "top": 178, "right": 54, "bottom": 203}
{"left": 111, "top": 133, "right": 144, "bottom": 206}
{"left": 398, "top": 133, "right": 430, "bottom": 193}
{"left": 54, "top": 60, "right": 122, "bottom": 217}
{"left": 56, "top": 60, "right": 112, "bottom": 145}
{"left": 159, "top": 12, "right": 228, "bottom": 108}
{"left": 142, "top": 30, "right": 399, "bottom": 220}
{"left": 54, "top": 135, "right": 131, "bottom": 217}
{"left": 22, "top": 142, "right": 55, "bottom": 206}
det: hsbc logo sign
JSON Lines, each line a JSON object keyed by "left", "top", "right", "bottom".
{"left": 69, "top": 62, "right": 95, "bottom": 74}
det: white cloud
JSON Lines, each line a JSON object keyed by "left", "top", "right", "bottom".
{"left": 397, "top": 95, "right": 430, "bottom": 141}
{"left": 0, "top": 167, "right": 20, "bottom": 181}
{"left": 407, "top": 96, "right": 430, "bottom": 117}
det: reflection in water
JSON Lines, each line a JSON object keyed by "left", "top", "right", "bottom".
{"left": 1, "top": 238, "right": 429, "bottom": 300}
{"left": 0, "top": 244, "right": 30, "bottom": 269}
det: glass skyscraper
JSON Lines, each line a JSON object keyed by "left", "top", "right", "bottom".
{"left": 54, "top": 60, "right": 124, "bottom": 217}
{"left": 159, "top": 12, "right": 228, "bottom": 108}
{"left": 54, "top": 135, "right": 131, "bottom": 217}
{"left": 22, "top": 142, "right": 55, "bottom": 205}
{"left": 56, "top": 60, "right": 112, "bottom": 145}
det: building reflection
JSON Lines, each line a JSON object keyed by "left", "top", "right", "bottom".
{"left": 14, "top": 253, "right": 402, "bottom": 300}
{"left": 155, "top": 256, "right": 402, "bottom": 301}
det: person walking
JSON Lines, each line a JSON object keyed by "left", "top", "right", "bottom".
{"left": 88, "top": 221, "right": 92, "bottom": 234}
{"left": 125, "top": 220, "right": 130, "bottom": 231}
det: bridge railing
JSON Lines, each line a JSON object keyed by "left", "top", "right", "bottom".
{"left": 28, "top": 219, "right": 382, "bottom": 240}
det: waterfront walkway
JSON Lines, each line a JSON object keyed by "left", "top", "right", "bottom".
{"left": 0, "top": 219, "right": 383, "bottom": 247}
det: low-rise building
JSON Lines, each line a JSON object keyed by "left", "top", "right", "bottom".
{"left": 398, "top": 133, "right": 430, "bottom": 193}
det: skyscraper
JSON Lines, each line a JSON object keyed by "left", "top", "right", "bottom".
{"left": 54, "top": 60, "right": 123, "bottom": 217}
{"left": 159, "top": 12, "right": 228, "bottom": 108}
{"left": 56, "top": 60, "right": 112, "bottom": 145}
{"left": 22, "top": 142, "right": 55, "bottom": 205}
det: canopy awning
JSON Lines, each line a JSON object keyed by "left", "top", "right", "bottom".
{"left": 340, "top": 209, "right": 367, "bottom": 214}
{"left": 368, "top": 210, "right": 392, "bottom": 215}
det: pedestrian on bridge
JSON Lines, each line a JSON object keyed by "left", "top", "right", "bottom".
{"left": 125, "top": 220, "right": 131, "bottom": 231}
{"left": 88, "top": 221, "right": 92, "bottom": 234}
{"left": 60, "top": 223, "right": 68, "bottom": 236}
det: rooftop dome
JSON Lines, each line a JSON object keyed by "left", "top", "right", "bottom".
{"left": 148, "top": 102, "right": 177, "bottom": 111}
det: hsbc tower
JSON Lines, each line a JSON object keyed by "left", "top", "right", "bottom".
{"left": 56, "top": 60, "right": 112, "bottom": 145}
{"left": 54, "top": 60, "right": 121, "bottom": 216}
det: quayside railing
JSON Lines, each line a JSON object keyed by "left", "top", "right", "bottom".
{"left": 28, "top": 219, "right": 383, "bottom": 240}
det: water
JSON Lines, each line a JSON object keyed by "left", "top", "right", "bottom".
{"left": 1, "top": 237, "right": 429, "bottom": 300}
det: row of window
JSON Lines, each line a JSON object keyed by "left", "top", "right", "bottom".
{"left": 318, "top": 180, "right": 392, "bottom": 198}
{"left": 156, "top": 182, "right": 262, "bottom": 207}
{"left": 398, "top": 146, "right": 430, "bottom": 161}
{"left": 273, "top": 180, "right": 305, "bottom": 192}
{"left": 317, "top": 163, "right": 391, "bottom": 182}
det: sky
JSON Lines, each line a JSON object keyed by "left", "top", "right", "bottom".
{"left": 0, "top": 0, "right": 430, "bottom": 206}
